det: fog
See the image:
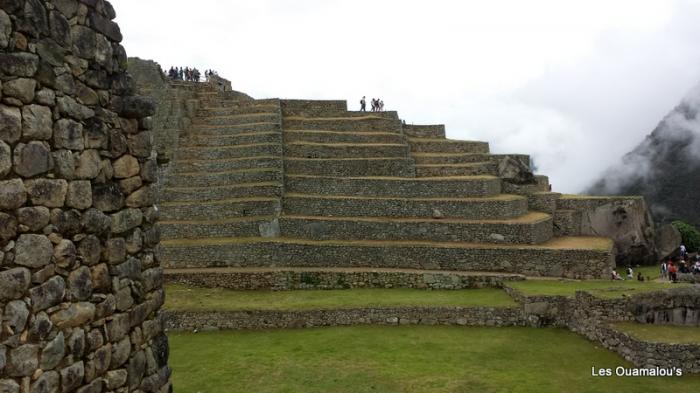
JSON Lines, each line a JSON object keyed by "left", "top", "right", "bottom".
{"left": 111, "top": 0, "right": 700, "bottom": 193}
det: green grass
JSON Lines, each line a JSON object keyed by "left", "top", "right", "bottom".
{"left": 169, "top": 326, "right": 700, "bottom": 393}
{"left": 614, "top": 322, "right": 700, "bottom": 344}
{"left": 507, "top": 279, "right": 685, "bottom": 298}
{"left": 165, "top": 284, "right": 517, "bottom": 311}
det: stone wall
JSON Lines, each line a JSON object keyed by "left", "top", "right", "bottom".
{"left": 165, "top": 268, "right": 525, "bottom": 291}
{"left": 0, "top": 1, "right": 170, "bottom": 392}
{"left": 164, "top": 306, "right": 527, "bottom": 331}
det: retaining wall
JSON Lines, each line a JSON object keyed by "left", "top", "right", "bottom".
{"left": 0, "top": 2, "right": 170, "bottom": 392}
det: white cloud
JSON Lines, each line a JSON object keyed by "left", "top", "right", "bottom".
{"left": 112, "top": 0, "right": 700, "bottom": 192}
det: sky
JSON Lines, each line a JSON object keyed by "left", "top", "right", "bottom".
{"left": 111, "top": 0, "right": 700, "bottom": 193}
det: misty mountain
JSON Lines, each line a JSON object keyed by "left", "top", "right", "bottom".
{"left": 588, "top": 82, "right": 700, "bottom": 228}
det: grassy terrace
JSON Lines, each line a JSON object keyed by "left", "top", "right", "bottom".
{"left": 169, "top": 326, "right": 700, "bottom": 393}
{"left": 614, "top": 322, "right": 700, "bottom": 344}
{"left": 164, "top": 284, "right": 516, "bottom": 311}
{"left": 507, "top": 279, "right": 686, "bottom": 298}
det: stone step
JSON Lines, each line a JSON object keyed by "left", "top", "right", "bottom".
{"left": 412, "top": 153, "right": 491, "bottom": 165}
{"left": 171, "top": 156, "right": 283, "bottom": 173}
{"left": 283, "top": 116, "right": 402, "bottom": 133}
{"left": 403, "top": 125, "right": 446, "bottom": 139}
{"left": 415, "top": 162, "right": 497, "bottom": 177}
{"left": 165, "top": 168, "right": 282, "bottom": 188}
{"left": 193, "top": 113, "right": 280, "bottom": 126}
{"left": 175, "top": 143, "right": 282, "bottom": 160}
{"left": 164, "top": 266, "right": 526, "bottom": 290}
{"left": 528, "top": 192, "right": 562, "bottom": 214}
{"left": 278, "top": 213, "right": 553, "bottom": 244}
{"left": 408, "top": 138, "right": 490, "bottom": 154}
{"left": 284, "top": 130, "right": 406, "bottom": 144}
{"left": 189, "top": 122, "right": 281, "bottom": 135}
{"left": 160, "top": 236, "right": 615, "bottom": 279}
{"left": 344, "top": 111, "right": 400, "bottom": 120}
{"left": 284, "top": 158, "right": 416, "bottom": 177}
{"left": 160, "top": 216, "right": 277, "bottom": 239}
{"left": 501, "top": 175, "right": 550, "bottom": 195}
{"left": 161, "top": 182, "right": 283, "bottom": 203}
{"left": 180, "top": 131, "right": 282, "bottom": 147}
{"left": 282, "top": 193, "right": 528, "bottom": 220}
{"left": 280, "top": 99, "right": 348, "bottom": 117}
{"left": 160, "top": 197, "right": 281, "bottom": 221}
{"left": 285, "top": 175, "right": 501, "bottom": 198}
{"left": 198, "top": 103, "right": 280, "bottom": 116}
{"left": 285, "top": 142, "right": 409, "bottom": 159}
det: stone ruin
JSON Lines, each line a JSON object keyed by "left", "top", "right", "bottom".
{"left": 0, "top": 1, "right": 169, "bottom": 392}
{"left": 0, "top": 0, "right": 672, "bottom": 389}
{"left": 124, "top": 59, "right": 656, "bottom": 282}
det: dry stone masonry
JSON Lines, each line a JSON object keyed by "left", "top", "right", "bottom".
{"left": 0, "top": 2, "right": 169, "bottom": 392}
{"left": 124, "top": 58, "right": 654, "bottom": 282}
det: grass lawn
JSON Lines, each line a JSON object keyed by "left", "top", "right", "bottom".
{"left": 507, "top": 279, "right": 685, "bottom": 298}
{"left": 614, "top": 322, "right": 700, "bottom": 344}
{"left": 169, "top": 326, "right": 700, "bottom": 393}
{"left": 165, "top": 284, "right": 517, "bottom": 311}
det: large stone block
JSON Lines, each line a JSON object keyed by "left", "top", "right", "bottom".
{"left": 74, "top": 149, "right": 101, "bottom": 179}
{"left": 21, "top": 104, "right": 53, "bottom": 140}
{"left": 50, "top": 302, "right": 95, "bottom": 328}
{"left": 5, "top": 344, "right": 39, "bottom": 377}
{"left": 14, "top": 234, "right": 53, "bottom": 268}
{"left": 57, "top": 95, "right": 94, "bottom": 120}
{"left": 30, "top": 276, "right": 65, "bottom": 311}
{"left": 0, "top": 105, "right": 22, "bottom": 143}
{"left": 112, "top": 154, "right": 139, "bottom": 179}
{"left": 3, "top": 78, "right": 36, "bottom": 104}
{"left": 0, "top": 179, "right": 27, "bottom": 209}
{"left": 17, "top": 206, "right": 50, "bottom": 231}
{"left": 0, "top": 268, "right": 31, "bottom": 301}
{"left": 53, "top": 118, "right": 85, "bottom": 150}
{"left": 0, "top": 212, "right": 17, "bottom": 243}
{"left": 13, "top": 142, "right": 52, "bottom": 177}
{"left": 0, "top": 52, "right": 39, "bottom": 77}
{"left": 66, "top": 180, "right": 92, "bottom": 209}
{"left": 25, "top": 178, "right": 68, "bottom": 207}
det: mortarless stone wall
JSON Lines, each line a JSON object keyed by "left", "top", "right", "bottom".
{"left": 0, "top": 1, "right": 170, "bottom": 392}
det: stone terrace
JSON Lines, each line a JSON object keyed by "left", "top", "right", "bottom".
{"left": 154, "top": 88, "right": 617, "bottom": 283}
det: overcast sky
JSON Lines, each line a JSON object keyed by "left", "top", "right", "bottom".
{"left": 111, "top": 0, "right": 700, "bottom": 193}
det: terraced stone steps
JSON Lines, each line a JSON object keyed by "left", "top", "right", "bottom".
{"left": 282, "top": 193, "right": 529, "bottom": 219}
{"left": 180, "top": 131, "right": 282, "bottom": 147}
{"left": 284, "top": 130, "right": 406, "bottom": 144}
{"left": 403, "top": 124, "right": 446, "bottom": 139}
{"left": 171, "top": 157, "right": 283, "bottom": 173}
{"left": 415, "top": 162, "right": 497, "bottom": 177}
{"left": 285, "top": 175, "right": 501, "bottom": 198}
{"left": 160, "top": 197, "right": 281, "bottom": 221}
{"left": 501, "top": 175, "right": 550, "bottom": 195}
{"left": 175, "top": 143, "right": 283, "bottom": 160}
{"left": 284, "top": 158, "right": 416, "bottom": 177}
{"left": 160, "top": 216, "right": 277, "bottom": 239}
{"left": 284, "top": 116, "right": 402, "bottom": 133}
{"left": 412, "top": 153, "right": 492, "bottom": 165}
{"left": 408, "top": 138, "right": 490, "bottom": 154}
{"left": 277, "top": 212, "right": 553, "bottom": 244}
{"left": 161, "top": 182, "right": 283, "bottom": 203}
{"left": 188, "top": 123, "right": 281, "bottom": 135}
{"left": 285, "top": 142, "right": 410, "bottom": 159}
{"left": 164, "top": 168, "right": 282, "bottom": 188}
{"left": 193, "top": 113, "right": 280, "bottom": 126}
{"left": 164, "top": 266, "right": 526, "bottom": 290}
{"left": 159, "top": 236, "right": 614, "bottom": 278}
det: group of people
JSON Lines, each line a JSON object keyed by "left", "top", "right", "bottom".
{"left": 166, "top": 67, "right": 220, "bottom": 82}
{"left": 359, "top": 96, "right": 385, "bottom": 112}
{"left": 660, "top": 254, "right": 700, "bottom": 282}
{"left": 611, "top": 244, "right": 700, "bottom": 283}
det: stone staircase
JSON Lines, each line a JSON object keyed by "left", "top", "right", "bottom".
{"left": 158, "top": 95, "right": 614, "bottom": 280}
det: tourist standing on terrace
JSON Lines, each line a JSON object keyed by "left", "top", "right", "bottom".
{"left": 360, "top": 96, "right": 366, "bottom": 112}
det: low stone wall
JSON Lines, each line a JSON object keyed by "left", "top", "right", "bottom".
{"left": 576, "top": 319, "right": 700, "bottom": 373}
{"left": 631, "top": 287, "right": 700, "bottom": 326}
{"left": 280, "top": 99, "right": 347, "bottom": 117}
{"left": 165, "top": 306, "right": 526, "bottom": 331}
{"left": 165, "top": 268, "right": 525, "bottom": 290}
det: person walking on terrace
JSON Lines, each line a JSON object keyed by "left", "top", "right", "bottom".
{"left": 360, "top": 96, "right": 366, "bottom": 112}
